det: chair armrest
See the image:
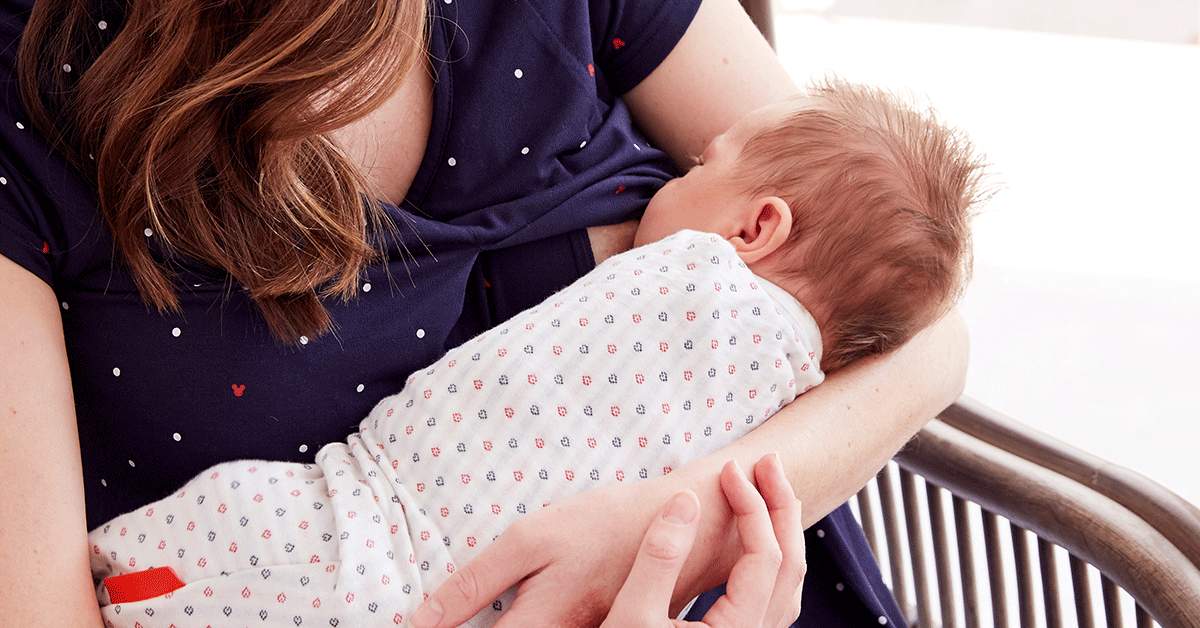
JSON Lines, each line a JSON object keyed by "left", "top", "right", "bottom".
{"left": 936, "top": 397, "right": 1200, "bottom": 570}
{"left": 895, "top": 405, "right": 1200, "bottom": 627}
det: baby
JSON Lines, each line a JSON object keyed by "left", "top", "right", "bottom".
{"left": 89, "top": 78, "right": 987, "bottom": 628}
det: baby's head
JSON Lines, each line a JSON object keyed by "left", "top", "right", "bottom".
{"left": 636, "top": 78, "right": 989, "bottom": 371}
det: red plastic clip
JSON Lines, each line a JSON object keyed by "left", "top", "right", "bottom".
{"left": 103, "top": 566, "right": 186, "bottom": 603}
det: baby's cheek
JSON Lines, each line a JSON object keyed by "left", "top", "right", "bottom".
{"left": 633, "top": 207, "right": 666, "bottom": 246}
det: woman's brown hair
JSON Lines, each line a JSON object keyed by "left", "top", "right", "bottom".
{"left": 18, "top": 0, "right": 428, "bottom": 341}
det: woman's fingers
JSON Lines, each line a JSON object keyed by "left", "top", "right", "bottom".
{"left": 412, "top": 456, "right": 806, "bottom": 628}
{"left": 697, "top": 455, "right": 806, "bottom": 628}
{"left": 600, "top": 491, "right": 702, "bottom": 627}
{"left": 754, "top": 454, "right": 806, "bottom": 625}
{"left": 410, "top": 526, "right": 539, "bottom": 628}
{"left": 708, "top": 460, "right": 780, "bottom": 627}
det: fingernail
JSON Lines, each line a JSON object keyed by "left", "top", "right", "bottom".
{"left": 411, "top": 598, "right": 443, "bottom": 628}
{"left": 663, "top": 491, "right": 698, "bottom": 524}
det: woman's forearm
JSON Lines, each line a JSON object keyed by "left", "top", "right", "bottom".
{"left": 723, "top": 308, "right": 969, "bottom": 522}
{"left": 406, "top": 310, "right": 969, "bottom": 626}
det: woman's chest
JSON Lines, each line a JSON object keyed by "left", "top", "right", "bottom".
{"left": 329, "top": 66, "right": 434, "bottom": 206}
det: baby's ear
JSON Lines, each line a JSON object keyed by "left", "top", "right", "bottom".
{"left": 730, "top": 196, "right": 792, "bottom": 264}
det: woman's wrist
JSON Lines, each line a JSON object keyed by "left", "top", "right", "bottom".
{"left": 601, "top": 456, "right": 807, "bottom": 628}
{"left": 643, "top": 451, "right": 761, "bottom": 607}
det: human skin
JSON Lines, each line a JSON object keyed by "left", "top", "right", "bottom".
{"left": 633, "top": 101, "right": 787, "bottom": 249}
{"left": 631, "top": 97, "right": 799, "bottom": 295}
{"left": 0, "top": 0, "right": 968, "bottom": 626}
{"left": 599, "top": 456, "right": 808, "bottom": 628}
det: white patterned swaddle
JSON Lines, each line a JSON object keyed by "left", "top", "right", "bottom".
{"left": 89, "top": 230, "right": 823, "bottom": 627}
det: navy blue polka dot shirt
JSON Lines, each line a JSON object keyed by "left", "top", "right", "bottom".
{"left": 1, "top": 0, "right": 690, "bottom": 527}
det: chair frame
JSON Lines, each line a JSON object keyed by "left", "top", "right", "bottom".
{"left": 740, "top": 0, "right": 776, "bottom": 48}
{"left": 866, "top": 398, "right": 1200, "bottom": 628}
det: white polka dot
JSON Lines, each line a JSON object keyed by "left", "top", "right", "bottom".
{"left": 633, "top": 143, "right": 641, "bottom": 151}
{"left": 521, "top": 147, "right": 530, "bottom": 155}
{"left": 580, "top": 141, "right": 587, "bottom": 148}
{"left": 15, "top": 122, "right": 24, "bottom": 130}
{"left": 363, "top": 282, "right": 372, "bottom": 292}
{"left": 514, "top": 68, "right": 523, "bottom": 79}
{"left": 61, "top": 302, "right": 69, "bottom": 310}
{"left": 443, "top": 0, "right": 451, "bottom": 3}
{"left": 816, "top": 528, "right": 825, "bottom": 538}
{"left": 62, "top": 64, "right": 72, "bottom": 73}
{"left": 300, "top": 335, "right": 309, "bottom": 345}
{"left": 878, "top": 616, "right": 888, "bottom": 625}
{"left": 836, "top": 583, "right": 845, "bottom": 592}
{"left": 112, "top": 367, "right": 121, "bottom": 377}
{"left": 357, "top": 384, "right": 365, "bottom": 393}
{"left": 98, "top": 20, "right": 108, "bottom": 29}
{"left": 0, "top": 177, "right": 6, "bottom": 185}
{"left": 128, "top": 459, "right": 136, "bottom": 467}
{"left": 447, "top": 157, "right": 457, "bottom": 167}
{"left": 88, "top": 153, "right": 95, "bottom": 160}
{"left": 173, "top": 432, "right": 182, "bottom": 442}
{"left": 299, "top": 444, "right": 309, "bottom": 453}
{"left": 101, "top": 479, "right": 108, "bottom": 487}
{"left": 144, "top": 227, "right": 154, "bottom": 237}
{"left": 416, "top": 328, "right": 426, "bottom": 339}
{"left": 172, "top": 327, "right": 181, "bottom": 337}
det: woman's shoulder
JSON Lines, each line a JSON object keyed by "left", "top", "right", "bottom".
{"left": 444, "top": 0, "right": 701, "bottom": 95}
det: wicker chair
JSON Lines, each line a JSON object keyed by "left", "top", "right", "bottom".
{"left": 733, "top": 3, "right": 1200, "bottom": 626}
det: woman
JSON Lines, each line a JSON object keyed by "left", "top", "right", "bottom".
{"left": 0, "top": 0, "right": 968, "bottom": 625}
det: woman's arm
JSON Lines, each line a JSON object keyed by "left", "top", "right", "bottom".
{"left": 0, "top": 253, "right": 103, "bottom": 627}
{"left": 708, "top": 309, "right": 970, "bottom": 524}
{"left": 622, "top": 0, "right": 798, "bottom": 171}
{"left": 675, "top": 311, "right": 969, "bottom": 611}
{"left": 409, "top": 1, "right": 970, "bottom": 624}
{"left": 669, "top": 310, "right": 969, "bottom": 589}
{"left": 626, "top": 0, "right": 971, "bottom": 522}
{"left": 410, "top": 313, "right": 968, "bottom": 628}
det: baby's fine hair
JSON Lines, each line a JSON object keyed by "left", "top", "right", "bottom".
{"left": 735, "top": 78, "right": 989, "bottom": 372}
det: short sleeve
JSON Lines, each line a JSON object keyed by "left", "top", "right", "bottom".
{"left": 1, "top": 2, "right": 107, "bottom": 287}
{"left": 0, "top": 117, "right": 61, "bottom": 285}
{"left": 590, "top": 0, "right": 703, "bottom": 96}
{"left": 0, "top": 3, "right": 48, "bottom": 283}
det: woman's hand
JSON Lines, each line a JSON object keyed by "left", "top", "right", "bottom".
{"left": 409, "top": 455, "right": 805, "bottom": 628}
{"left": 601, "top": 456, "right": 806, "bottom": 628}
